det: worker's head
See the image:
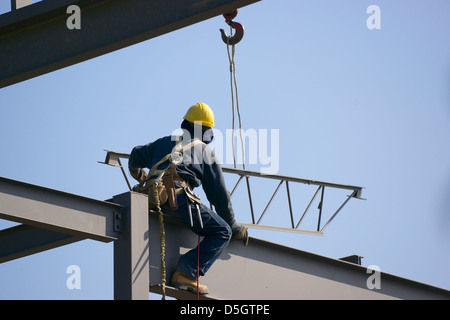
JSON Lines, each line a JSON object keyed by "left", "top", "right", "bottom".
{"left": 182, "top": 103, "right": 215, "bottom": 144}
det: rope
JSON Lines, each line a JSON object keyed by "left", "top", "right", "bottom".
{"left": 152, "top": 180, "right": 166, "bottom": 300}
{"left": 226, "top": 26, "right": 246, "bottom": 170}
{"left": 197, "top": 235, "right": 200, "bottom": 300}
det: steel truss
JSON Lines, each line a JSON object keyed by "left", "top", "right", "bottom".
{"left": 223, "top": 167, "right": 364, "bottom": 235}
{"left": 100, "top": 150, "right": 365, "bottom": 236}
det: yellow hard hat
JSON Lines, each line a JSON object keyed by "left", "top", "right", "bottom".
{"left": 183, "top": 102, "right": 215, "bottom": 127}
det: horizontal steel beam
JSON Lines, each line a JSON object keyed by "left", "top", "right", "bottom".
{"left": 0, "top": 224, "right": 84, "bottom": 263}
{"left": 0, "top": 176, "right": 123, "bottom": 242}
{"left": 0, "top": 0, "right": 260, "bottom": 88}
{"left": 239, "top": 222, "right": 323, "bottom": 236}
{"left": 148, "top": 212, "right": 450, "bottom": 300}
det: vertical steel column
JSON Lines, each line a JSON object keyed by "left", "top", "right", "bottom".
{"left": 113, "top": 191, "right": 149, "bottom": 300}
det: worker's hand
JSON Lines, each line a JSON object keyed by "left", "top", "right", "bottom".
{"left": 138, "top": 170, "right": 148, "bottom": 184}
{"left": 232, "top": 227, "right": 249, "bottom": 246}
{"left": 131, "top": 169, "right": 148, "bottom": 184}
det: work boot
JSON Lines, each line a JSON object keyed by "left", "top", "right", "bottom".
{"left": 171, "top": 271, "right": 209, "bottom": 295}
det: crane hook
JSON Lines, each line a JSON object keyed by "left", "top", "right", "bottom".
{"left": 219, "top": 10, "right": 244, "bottom": 46}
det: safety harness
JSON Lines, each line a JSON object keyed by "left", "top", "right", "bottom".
{"left": 141, "top": 138, "right": 203, "bottom": 209}
{"left": 134, "top": 137, "right": 205, "bottom": 300}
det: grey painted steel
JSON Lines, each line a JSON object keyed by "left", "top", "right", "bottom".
{"left": 0, "top": 0, "right": 260, "bottom": 89}
{"left": 0, "top": 224, "right": 84, "bottom": 263}
{"left": 0, "top": 176, "right": 149, "bottom": 300}
{"left": 239, "top": 222, "right": 322, "bottom": 235}
{"left": 0, "top": 176, "right": 122, "bottom": 242}
{"left": 113, "top": 191, "right": 149, "bottom": 300}
{"left": 222, "top": 167, "right": 364, "bottom": 198}
{"left": 148, "top": 213, "right": 450, "bottom": 300}
{"left": 0, "top": 175, "right": 447, "bottom": 299}
{"left": 223, "top": 168, "right": 363, "bottom": 234}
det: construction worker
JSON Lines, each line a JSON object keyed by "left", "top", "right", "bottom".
{"left": 128, "top": 102, "right": 248, "bottom": 295}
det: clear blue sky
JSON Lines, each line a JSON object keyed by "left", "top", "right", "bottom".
{"left": 1, "top": 0, "right": 449, "bottom": 299}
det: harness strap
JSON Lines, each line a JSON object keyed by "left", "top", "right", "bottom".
{"left": 147, "top": 138, "right": 204, "bottom": 180}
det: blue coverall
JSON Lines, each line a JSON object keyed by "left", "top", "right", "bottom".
{"left": 128, "top": 134, "right": 244, "bottom": 280}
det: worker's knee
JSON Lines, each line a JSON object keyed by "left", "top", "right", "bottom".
{"left": 217, "top": 222, "right": 232, "bottom": 242}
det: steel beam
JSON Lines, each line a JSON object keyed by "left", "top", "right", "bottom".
{"left": 0, "top": 224, "right": 84, "bottom": 263}
{"left": 148, "top": 212, "right": 450, "bottom": 300}
{"left": 0, "top": 176, "right": 122, "bottom": 242}
{"left": 113, "top": 191, "right": 149, "bottom": 300}
{"left": 222, "top": 167, "right": 364, "bottom": 197}
{"left": 0, "top": 0, "right": 260, "bottom": 89}
{"left": 0, "top": 177, "right": 149, "bottom": 299}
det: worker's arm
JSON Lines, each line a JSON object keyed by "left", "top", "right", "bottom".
{"left": 128, "top": 136, "right": 177, "bottom": 183}
{"left": 201, "top": 145, "right": 245, "bottom": 235}
{"left": 128, "top": 144, "right": 152, "bottom": 183}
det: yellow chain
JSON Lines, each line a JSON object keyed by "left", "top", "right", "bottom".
{"left": 152, "top": 181, "right": 166, "bottom": 300}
